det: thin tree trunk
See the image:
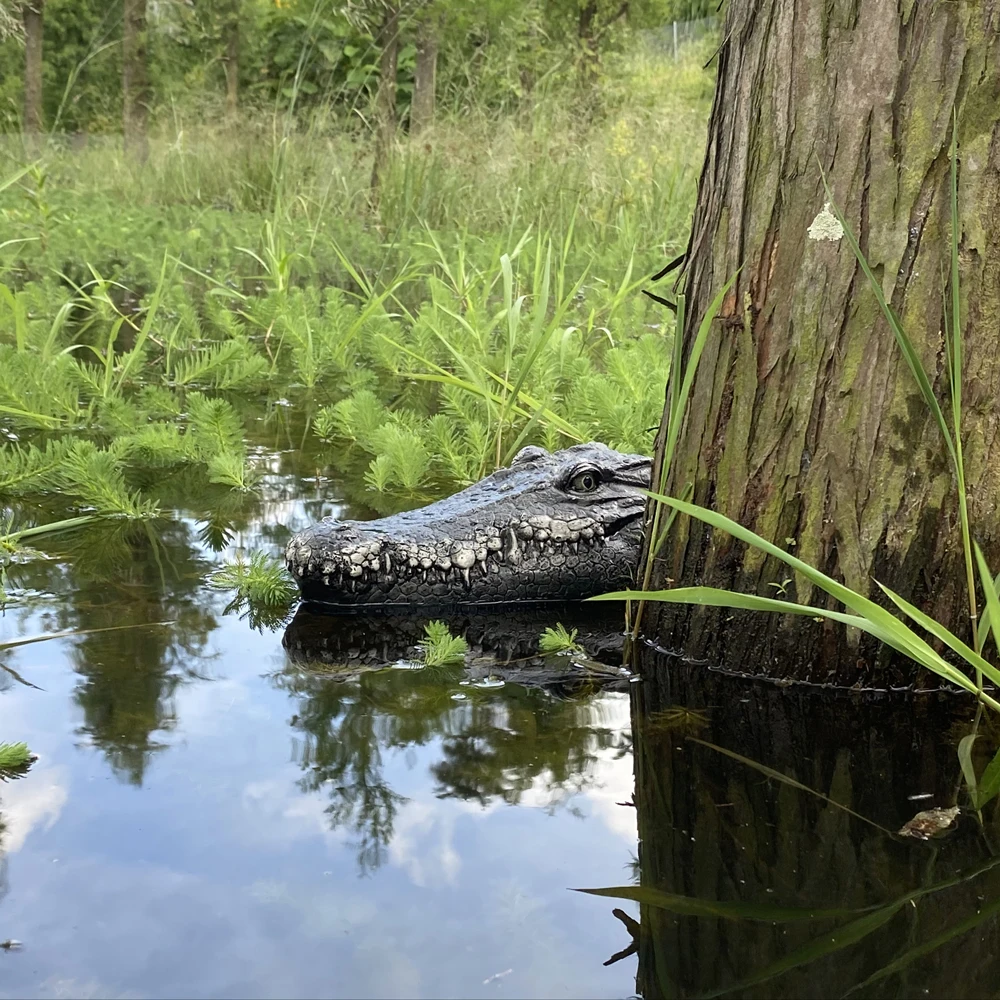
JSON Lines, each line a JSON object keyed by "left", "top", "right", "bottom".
{"left": 577, "top": 1, "right": 599, "bottom": 87}
{"left": 122, "top": 0, "right": 150, "bottom": 162}
{"left": 223, "top": 0, "right": 239, "bottom": 121}
{"left": 370, "top": 3, "right": 399, "bottom": 196}
{"left": 410, "top": 16, "right": 437, "bottom": 137}
{"left": 644, "top": 0, "right": 1000, "bottom": 684}
{"left": 22, "top": 0, "right": 44, "bottom": 137}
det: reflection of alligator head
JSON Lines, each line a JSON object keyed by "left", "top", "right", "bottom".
{"left": 281, "top": 603, "right": 630, "bottom": 694}
{"left": 285, "top": 443, "right": 650, "bottom": 606}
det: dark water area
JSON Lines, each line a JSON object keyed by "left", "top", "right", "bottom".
{"left": 1, "top": 420, "right": 999, "bottom": 998}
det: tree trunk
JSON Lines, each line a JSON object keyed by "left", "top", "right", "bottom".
{"left": 370, "top": 3, "right": 399, "bottom": 196}
{"left": 410, "top": 16, "right": 437, "bottom": 137}
{"left": 223, "top": 0, "right": 239, "bottom": 121}
{"left": 577, "top": 1, "right": 599, "bottom": 87}
{"left": 22, "top": 0, "right": 44, "bottom": 137}
{"left": 645, "top": 0, "right": 1000, "bottom": 684}
{"left": 122, "top": 0, "right": 150, "bottom": 163}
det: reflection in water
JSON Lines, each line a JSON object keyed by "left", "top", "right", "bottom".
{"left": 278, "top": 606, "right": 632, "bottom": 873}
{"left": 0, "top": 428, "right": 640, "bottom": 996}
{"left": 627, "top": 649, "right": 1000, "bottom": 998}
{"left": 12, "top": 518, "right": 218, "bottom": 785}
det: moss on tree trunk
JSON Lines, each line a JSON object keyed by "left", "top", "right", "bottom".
{"left": 646, "top": 0, "right": 1000, "bottom": 683}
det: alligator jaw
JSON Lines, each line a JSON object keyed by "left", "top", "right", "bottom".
{"left": 286, "top": 442, "right": 650, "bottom": 606}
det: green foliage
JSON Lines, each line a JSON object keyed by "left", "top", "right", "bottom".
{"left": 209, "top": 551, "right": 298, "bottom": 607}
{"left": 420, "top": 619, "right": 469, "bottom": 667}
{"left": 539, "top": 622, "right": 584, "bottom": 654}
{"left": 0, "top": 741, "right": 33, "bottom": 772}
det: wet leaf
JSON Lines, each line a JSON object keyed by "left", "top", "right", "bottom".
{"left": 975, "top": 746, "right": 1000, "bottom": 809}
{"left": 897, "top": 806, "right": 960, "bottom": 840}
{"left": 573, "top": 885, "right": 872, "bottom": 922}
{"left": 958, "top": 733, "right": 979, "bottom": 805}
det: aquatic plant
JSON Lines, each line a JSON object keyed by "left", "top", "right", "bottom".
{"left": 209, "top": 552, "right": 297, "bottom": 608}
{"left": 539, "top": 623, "right": 584, "bottom": 655}
{"left": 419, "top": 620, "right": 468, "bottom": 667}
{"left": 0, "top": 742, "right": 33, "bottom": 771}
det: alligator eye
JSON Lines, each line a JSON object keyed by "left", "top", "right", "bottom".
{"left": 568, "top": 470, "right": 600, "bottom": 493}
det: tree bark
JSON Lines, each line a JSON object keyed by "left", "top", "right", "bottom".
{"left": 122, "top": 0, "right": 150, "bottom": 163}
{"left": 577, "top": 2, "right": 599, "bottom": 87}
{"left": 410, "top": 15, "right": 437, "bottom": 136}
{"left": 645, "top": 0, "right": 1000, "bottom": 684}
{"left": 223, "top": 0, "right": 239, "bottom": 121}
{"left": 22, "top": 0, "right": 44, "bottom": 137}
{"left": 370, "top": 3, "right": 399, "bottom": 196}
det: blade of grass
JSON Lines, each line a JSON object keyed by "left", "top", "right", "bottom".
{"left": 699, "top": 904, "right": 904, "bottom": 999}
{"left": 573, "top": 885, "right": 875, "bottom": 922}
{"left": 843, "top": 896, "right": 1000, "bottom": 997}
{"left": 688, "top": 737, "right": 893, "bottom": 834}
{"left": 615, "top": 493, "right": 1000, "bottom": 709}
{"left": 0, "top": 621, "right": 175, "bottom": 652}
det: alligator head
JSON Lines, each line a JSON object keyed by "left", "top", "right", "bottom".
{"left": 285, "top": 442, "right": 651, "bottom": 606}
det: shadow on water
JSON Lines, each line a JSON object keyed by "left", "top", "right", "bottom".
{"left": 604, "top": 644, "right": 1000, "bottom": 999}
{"left": 276, "top": 604, "right": 633, "bottom": 874}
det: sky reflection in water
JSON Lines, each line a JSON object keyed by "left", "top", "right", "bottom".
{"left": 0, "top": 500, "right": 638, "bottom": 998}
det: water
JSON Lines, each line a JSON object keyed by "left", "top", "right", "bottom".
{"left": 0, "top": 436, "right": 640, "bottom": 999}
{"left": 3, "top": 429, "right": 1000, "bottom": 998}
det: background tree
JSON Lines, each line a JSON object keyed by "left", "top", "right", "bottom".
{"left": 223, "top": 0, "right": 239, "bottom": 119}
{"left": 644, "top": 0, "right": 1000, "bottom": 683}
{"left": 370, "top": 1, "right": 399, "bottom": 193}
{"left": 122, "top": 0, "right": 149, "bottom": 160}
{"left": 20, "top": 0, "right": 42, "bottom": 135}
{"left": 410, "top": 4, "right": 438, "bottom": 135}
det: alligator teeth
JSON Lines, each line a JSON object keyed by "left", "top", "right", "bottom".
{"left": 461, "top": 567, "right": 471, "bottom": 589}
{"left": 504, "top": 527, "right": 520, "bottom": 564}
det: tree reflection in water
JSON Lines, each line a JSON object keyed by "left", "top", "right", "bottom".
{"left": 615, "top": 648, "right": 1000, "bottom": 999}
{"left": 276, "top": 606, "right": 631, "bottom": 874}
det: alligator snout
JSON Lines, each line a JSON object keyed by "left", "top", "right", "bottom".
{"left": 286, "top": 442, "right": 651, "bottom": 607}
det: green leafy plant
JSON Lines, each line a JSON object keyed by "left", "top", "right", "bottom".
{"left": 209, "top": 552, "right": 298, "bottom": 607}
{"left": 0, "top": 742, "right": 34, "bottom": 771}
{"left": 420, "top": 620, "right": 469, "bottom": 667}
{"left": 539, "top": 622, "right": 584, "bottom": 654}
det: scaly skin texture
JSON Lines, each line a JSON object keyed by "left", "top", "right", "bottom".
{"left": 286, "top": 442, "right": 651, "bottom": 606}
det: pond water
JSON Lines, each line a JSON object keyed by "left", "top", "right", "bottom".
{"left": 2, "top": 425, "right": 999, "bottom": 999}
{"left": 0, "top": 429, "right": 640, "bottom": 999}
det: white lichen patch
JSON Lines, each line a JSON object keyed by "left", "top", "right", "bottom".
{"left": 807, "top": 202, "right": 845, "bottom": 242}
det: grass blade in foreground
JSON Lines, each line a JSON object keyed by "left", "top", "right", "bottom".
{"left": 573, "top": 885, "right": 875, "bottom": 922}
{"left": 698, "top": 904, "right": 904, "bottom": 999}
{"left": 594, "top": 494, "right": 1000, "bottom": 712}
